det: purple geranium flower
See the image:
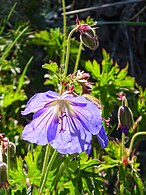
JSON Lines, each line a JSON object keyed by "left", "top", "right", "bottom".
{"left": 21, "top": 90, "right": 108, "bottom": 154}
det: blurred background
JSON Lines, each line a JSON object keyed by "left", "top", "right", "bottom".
{"left": 1, "top": 0, "right": 146, "bottom": 92}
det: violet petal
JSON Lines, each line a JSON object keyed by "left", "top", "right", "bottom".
{"left": 21, "top": 91, "right": 59, "bottom": 115}
{"left": 96, "top": 126, "right": 108, "bottom": 148}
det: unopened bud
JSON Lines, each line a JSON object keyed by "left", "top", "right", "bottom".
{"left": 118, "top": 105, "right": 134, "bottom": 134}
{"left": 80, "top": 30, "right": 99, "bottom": 50}
{"left": 0, "top": 162, "right": 8, "bottom": 189}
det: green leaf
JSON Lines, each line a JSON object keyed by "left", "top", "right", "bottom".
{"left": 2, "top": 26, "right": 29, "bottom": 59}
{"left": 35, "top": 30, "right": 50, "bottom": 41}
{"left": 132, "top": 172, "right": 144, "bottom": 195}
{"left": 9, "top": 157, "right": 26, "bottom": 192}
{"left": 80, "top": 158, "right": 99, "bottom": 170}
{"left": 16, "top": 57, "right": 33, "bottom": 92}
{"left": 9, "top": 146, "right": 42, "bottom": 192}
{"left": 105, "top": 140, "right": 121, "bottom": 160}
{"left": 1, "top": 85, "right": 27, "bottom": 108}
{"left": 25, "top": 148, "right": 42, "bottom": 186}
{"left": 85, "top": 60, "right": 100, "bottom": 79}
{"left": 42, "top": 62, "right": 58, "bottom": 74}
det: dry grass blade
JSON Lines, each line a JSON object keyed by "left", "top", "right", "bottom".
{"left": 63, "top": 0, "right": 145, "bottom": 15}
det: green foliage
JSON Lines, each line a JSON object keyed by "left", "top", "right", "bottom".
{"left": 8, "top": 148, "right": 110, "bottom": 194}
{"left": 56, "top": 152, "right": 105, "bottom": 195}
{"left": 96, "top": 140, "right": 144, "bottom": 195}
{"left": 28, "top": 28, "right": 80, "bottom": 65}
{"left": 42, "top": 61, "right": 60, "bottom": 91}
{"left": 28, "top": 28, "right": 63, "bottom": 61}
{"left": 1, "top": 58, "right": 32, "bottom": 108}
{"left": 9, "top": 146, "right": 42, "bottom": 193}
{"left": 42, "top": 62, "right": 58, "bottom": 74}
{"left": 85, "top": 49, "right": 135, "bottom": 118}
{"left": 137, "top": 86, "right": 146, "bottom": 114}
{"left": 0, "top": 7, "right": 31, "bottom": 141}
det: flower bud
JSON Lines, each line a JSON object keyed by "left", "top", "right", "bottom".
{"left": 80, "top": 31, "right": 99, "bottom": 50}
{"left": 0, "top": 162, "right": 8, "bottom": 189}
{"left": 117, "top": 105, "right": 134, "bottom": 134}
{"left": 76, "top": 16, "right": 99, "bottom": 50}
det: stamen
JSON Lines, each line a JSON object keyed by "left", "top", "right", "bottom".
{"left": 59, "top": 111, "right": 67, "bottom": 133}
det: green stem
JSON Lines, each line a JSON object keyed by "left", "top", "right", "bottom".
{"left": 5, "top": 189, "right": 8, "bottom": 195}
{"left": 128, "top": 132, "right": 146, "bottom": 157}
{"left": 64, "top": 26, "right": 78, "bottom": 76}
{"left": 39, "top": 150, "right": 58, "bottom": 194}
{"left": 61, "top": 0, "right": 67, "bottom": 65}
{"left": 121, "top": 133, "right": 125, "bottom": 159}
{"left": 119, "top": 133, "right": 125, "bottom": 194}
{"left": 39, "top": 144, "right": 51, "bottom": 187}
{"left": 0, "top": 106, "right": 6, "bottom": 127}
{"left": 0, "top": 144, "right": 3, "bottom": 163}
{"left": 7, "top": 141, "right": 10, "bottom": 180}
{"left": 74, "top": 41, "right": 83, "bottom": 73}
{"left": 51, "top": 161, "right": 65, "bottom": 194}
{"left": 119, "top": 165, "right": 125, "bottom": 195}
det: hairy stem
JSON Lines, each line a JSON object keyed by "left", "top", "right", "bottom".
{"left": 121, "top": 133, "right": 125, "bottom": 159}
{"left": 74, "top": 41, "right": 83, "bottom": 73}
{"left": 51, "top": 161, "right": 65, "bottom": 194}
{"left": 40, "top": 144, "right": 51, "bottom": 188}
{"left": 0, "top": 144, "right": 3, "bottom": 163}
{"left": 7, "top": 141, "right": 10, "bottom": 179}
{"left": 119, "top": 133, "right": 125, "bottom": 194}
{"left": 61, "top": 0, "right": 67, "bottom": 65}
{"left": 64, "top": 26, "right": 78, "bottom": 76}
{"left": 39, "top": 150, "right": 58, "bottom": 194}
{"left": 128, "top": 131, "right": 146, "bottom": 157}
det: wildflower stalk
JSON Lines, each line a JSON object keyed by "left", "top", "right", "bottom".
{"left": 39, "top": 144, "right": 51, "bottom": 188}
{"left": 128, "top": 132, "right": 146, "bottom": 157}
{"left": 119, "top": 132, "right": 126, "bottom": 194}
{"left": 0, "top": 144, "right": 3, "bottom": 163}
{"left": 121, "top": 132, "right": 125, "bottom": 159}
{"left": 40, "top": 23, "right": 77, "bottom": 192}
{"left": 7, "top": 141, "right": 10, "bottom": 179}
{"left": 64, "top": 26, "right": 78, "bottom": 76}
{"left": 61, "top": 0, "right": 67, "bottom": 65}
{"left": 119, "top": 165, "right": 125, "bottom": 195}
{"left": 74, "top": 41, "right": 83, "bottom": 73}
{"left": 39, "top": 149, "right": 58, "bottom": 194}
{"left": 39, "top": 4, "right": 68, "bottom": 186}
{"left": 119, "top": 166, "right": 126, "bottom": 194}
{"left": 50, "top": 161, "right": 65, "bottom": 194}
